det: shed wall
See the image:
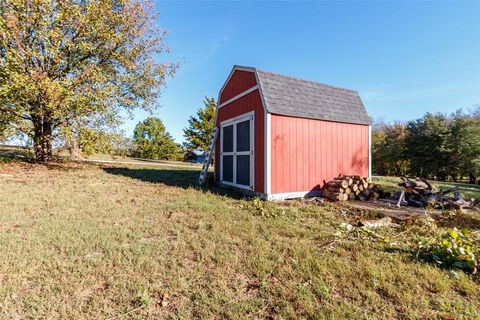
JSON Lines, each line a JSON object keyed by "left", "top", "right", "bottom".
{"left": 215, "top": 90, "right": 265, "bottom": 193}
{"left": 271, "top": 114, "right": 369, "bottom": 194}
{"left": 219, "top": 70, "right": 257, "bottom": 103}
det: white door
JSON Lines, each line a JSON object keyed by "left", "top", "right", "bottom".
{"left": 220, "top": 113, "right": 254, "bottom": 190}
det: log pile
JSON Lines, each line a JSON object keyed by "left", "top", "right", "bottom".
{"left": 321, "top": 175, "right": 388, "bottom": 202}
{"left": 396, "top": 176, "right": 477, "bottom": 209}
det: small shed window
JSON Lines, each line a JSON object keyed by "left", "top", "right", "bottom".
{"left": 236, "top": 155, "right": 250, "bottom": 186}
{"left": 222, "top": 155, "right": 233, "bottom": 182}
{"left": 222, "top": 125, "right": 233, "bottom": 152}
{"left": 236, "top": 120, "right": 250, "bottom": 152}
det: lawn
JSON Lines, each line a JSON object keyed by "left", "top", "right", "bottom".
{"left": 0, "top": 158, "right": 479, "bottom": 319}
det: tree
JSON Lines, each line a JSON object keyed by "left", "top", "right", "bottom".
{"left": 371, "top": 122, "right": 388, "bottom": 175}
{"left": 404, "top": 113, "right": 451, "bottom": 180}
{"left": 73, "top": 127, "right": 132, "bottom": 157}
{"left": 372, "top": 109, "right": 480, "bottom": 183}
{"left": 372, "top": 121, "right": 409, "bottom": 176}
{"left": 448, "top": 108, "right": 480, "bottom": 183}
{"left": 183, "top": 96, "right": 216, "bottom": 151}
{"left": 0, "top": 0, "right": 176, "bottom": 161}
{"left": 133, "top": 117, "right": 181, "bottom": 160}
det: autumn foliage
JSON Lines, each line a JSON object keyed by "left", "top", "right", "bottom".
{"left": 0, "top": 0, "right": 176, "bottom": 161}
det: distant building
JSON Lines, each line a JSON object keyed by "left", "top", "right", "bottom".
{"left": 186, "top": 149, "right": 206, "bottom": 163}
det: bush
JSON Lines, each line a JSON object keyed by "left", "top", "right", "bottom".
{"left": 241, "top": 197, "right": 285, "bottom": 218}
{"left": 417, "top": 228, "right": 478, "bottom": 274}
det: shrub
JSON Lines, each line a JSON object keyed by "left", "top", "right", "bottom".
{"left": 242, "top": 197, "right": 285, "bottom": 218}
{"left": 417, "top": 228, "right": 478, "bottom": 274}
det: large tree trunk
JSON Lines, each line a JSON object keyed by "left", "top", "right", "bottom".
{"left": 32, "top": 116, "right": 53, "bottom": 162}
{"left": 68, "top": 138, "right": 81, "bottom": 160}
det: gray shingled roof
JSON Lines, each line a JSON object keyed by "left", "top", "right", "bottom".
{"left": 234, "top": 66, "right": 371, "bottom": 125}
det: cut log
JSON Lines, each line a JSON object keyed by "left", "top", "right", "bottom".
{"left": 351, "top": 184, "right": 359, "bottom": 192}
{"left": 361, "top": 189, "right": 371, "bottom": 197}
{"left": 325, "top": 187, "right": 345, "bottom": 194}
{"left": 327, "top": 180, "right": 349, "bottom": 189}
{"left": 359, "top": 217, "right": 399, "bottom": 229}
{"left": 371, "top": 186, "right": 383, "bottom": 194}
{"left": 344, "top": 187, "right": 352, "bottom": 195}
{"left": 323, "top": 191, "right": 347, "bottom": 201}
{"left": 358, "top": 185, "right": 365, "bottom": 192}
{"left": 356, "top": 194, "right": 367, "bottom": 201}
{"left": 335, "top": 176, "right": 353, "bottom": 186}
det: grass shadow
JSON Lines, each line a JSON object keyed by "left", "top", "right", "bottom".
{"left": 0, "top": 148, "right": 33, "bottom": 161}
{"left": 102, "top": 167, "right": 249, "bottom": 200}
{"left": 437, "top": 211, "right": 480, "bottom": 230}
{"left": 103, "top": 167, "right": 198, "bottom": 188}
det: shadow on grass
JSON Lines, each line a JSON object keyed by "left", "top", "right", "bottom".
{"left": 0, "top": 149, "right": 32, "bottom": 161}
{"left": 0, "top": 152, "right": 77, "bottom": 172}
{"left": 437, "top": 212, "right": 480, "bottom": 230}
{"left": 103, "top": 167, "right": 198, "bottom": 188}
{"left": 102, "top": 167, "right": 248, "bottom": 199}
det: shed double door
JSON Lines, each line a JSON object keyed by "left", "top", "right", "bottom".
{"left": 220, "top": 113, "right": 254, "bottom": 190}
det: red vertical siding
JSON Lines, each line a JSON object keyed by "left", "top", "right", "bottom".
{"left": 219, "top": 70, "right": 257, "bottom": 103}
{"left": 271, "top": 114, "right": 369, "bottom": 194}
{"left": 215, "top": 89, "right": 265, "bottom": 193}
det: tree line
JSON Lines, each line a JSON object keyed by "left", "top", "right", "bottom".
{"left": 372, "top": 108, "right": 480, "bottom": 184}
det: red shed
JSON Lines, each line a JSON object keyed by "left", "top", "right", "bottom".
{"left": 214, "top": 65, "right": 372, "bottom": 200}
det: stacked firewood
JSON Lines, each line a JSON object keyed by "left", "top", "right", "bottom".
{"left": 322, "top": 175, "right": 387, "bottom": 201}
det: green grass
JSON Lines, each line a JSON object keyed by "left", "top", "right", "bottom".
{"left": 373, "top": 176, "right": 480, "bottom": 200}
{"left": 0, "top": 158, "right": 479, "bottom": 319}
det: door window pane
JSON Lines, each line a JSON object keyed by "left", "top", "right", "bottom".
{"left": 236, "top": 155, "right": 250, "bottom": 186}
{"left": 222, "top": 125, "right": 233, "bottom": 152}
{"left": 222, "top": 155, "right": 233, "bottom": 182}
{"left": 236, "top": 120, "right": 250, "bottom": 152}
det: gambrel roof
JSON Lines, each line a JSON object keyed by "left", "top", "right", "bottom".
{"left": 230, "top": 65, "right": 371, "bottom": 125}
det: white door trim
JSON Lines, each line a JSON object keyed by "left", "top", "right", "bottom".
{"left": 220, "top": 111, "right": 255, "bottom": 190}
{"left": 265, "top": 113, "right": 271, "bottom": 194}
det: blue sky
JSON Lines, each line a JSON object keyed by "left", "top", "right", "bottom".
{"left": 124, "top": 0, "right": 480, "bottom": 143}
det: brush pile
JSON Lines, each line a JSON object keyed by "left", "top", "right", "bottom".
{"left": 396, "top": 176, "right": 477, "bottom": 210}
{"left": 322, "top": 175, "right": 389, "bottom": 202}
